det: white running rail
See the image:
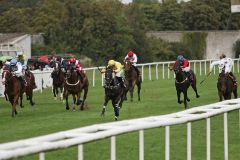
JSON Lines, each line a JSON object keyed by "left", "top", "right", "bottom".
{"left": 0, "top": 99, "right": 240, "bottom": 160}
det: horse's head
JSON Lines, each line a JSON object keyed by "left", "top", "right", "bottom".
{"left": 65, "top": 63, "right": 77, "bottom": 79}
{"left": 124, "top": 59, "right": 133, "bottom": 71}
{"left": 2, "top": 70, "right": 12, "bottom": 85}
{"left": 172, "top": 60, "right": 183, "bottom": 74}
{"left": 105, "top": 67, "right": 116, "bottom": 87}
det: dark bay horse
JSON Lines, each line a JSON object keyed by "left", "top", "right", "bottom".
{"left": 172, "top": 60, "right": 200, "bottom": 109}
{"left": 64, "top": 64, "right": 89, "bottom": 111}
{"left": 123, "top": 59, "right": 141, "bottom": 102}
{"left": 217, "top": 72, "right": 237, "bottom": 101}
{"left": 24, "top": 69, "right": 36, "bottom": 106}
{"left": 101, "top": 68, "right": 125, "bottom": 120}
{"left": 2, "top": 70, "right": 24, "bottom": 117}
{"left": 51, "top": 62, "right": 65, "bottom": 100}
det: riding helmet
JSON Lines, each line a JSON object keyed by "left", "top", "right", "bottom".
{"left": 108, "top": 60, "right": 115, "bottom": 66}
{"left": 127, "top": 51, "right": 134, "bottom": 57}
{"left": 10, "top": 59, "right": 17, "bottom": 65}
{"left": 177, "top": 55, "right": 184, "bottom": 61}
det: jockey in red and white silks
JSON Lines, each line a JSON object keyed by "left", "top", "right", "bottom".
{"left": 124, "top": 51, "right": 138, "bottom": 66}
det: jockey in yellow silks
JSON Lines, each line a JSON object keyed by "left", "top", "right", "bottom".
{"left": 107, "top": 60, "right": 126, "bottom": 88}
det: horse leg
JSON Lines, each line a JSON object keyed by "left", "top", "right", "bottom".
{"left": 72, "top": 94, "right": 77, "bottom": 111}
{"left": 218, "top": 90, "right": 223, "bottom": 101}
{"left": 19, "top": 93, "right": 24, "bottom": 108}
{"left": 233, "top": 87, "right": 238, "bottom": 98}
{"left": 4, "top": 90, "right": 8, "bottom": 101}
{"left": 56, "top": 88, "right": 60, "bottom": 99}
{"left": 191, "top": 82, "right": 200, "bottom": 98}
{"left": 101, "top": 96, "right": 110, "bottom": 116}
{"left": 60, "top": 87, "right": 63, "bottom": 101}
{"left": 113, "top": 98, "right": 121, "bottom": 121}
{"left": 183, "top": 91, "right": 188, "bottom": 109}
{"left": 80, "top": 86, "right": 89, "bottom": 111}
{"left": 29, "top": 90, "right": 35, "bottom": 106}
{"left": 65, "top": 94, "right": 70, "bottom": 110}
{"left": 177, "top": 90, "right": 182, "bottom": 104}
{"left": 12, "top": 95, "right": 19, "bottom": 117}
{"left": 53, "top": 86, "right": 57, "bottom": 100}
{"left": 137, "top": 81, "right": 141, "bottom": 101}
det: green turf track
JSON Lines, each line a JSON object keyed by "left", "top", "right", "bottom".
{"left": 0, "top": 66, "right": 240, "bottom": 160}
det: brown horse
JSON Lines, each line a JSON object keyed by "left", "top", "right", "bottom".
{"left": 217, "top": 72, "right": 238, "bottom": 101}
{"left": 51, "top": 62, "right": 65, "bottom": 100}
{"left": 64, "top": 64, "right": 89, "bottom": 110}
{"left": 2, "top": 70, "right": 24, "bottom": 117}
{"left": 123, "top": 59, "right": 141, "bottom": 102}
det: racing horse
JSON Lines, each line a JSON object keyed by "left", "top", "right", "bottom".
{"left": 217, "top": 72, "right": 238, "bottom": 101}
{"left": 23, "top": 68, "right": 36, "bottom": 106}
{"left": 50, "top": 61, "right": 65, "bottom": 100}
{"left": 123, "top": 59, "right": 141, "bottom": 101}
{"left": 172, "top": 60, "right": 200, "bottom": 109}
{"left": 64, "top": 64, "right": 89, "bottom": 110}
{"left": 101, "top": 67, "right": 126, "bottom": 120}
{"left": 2, "top": 69, "right": 24, "bottom": 117}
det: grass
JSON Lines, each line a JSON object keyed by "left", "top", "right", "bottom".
{"left": 0, "top": 69, "right": 240, "bottom": 160}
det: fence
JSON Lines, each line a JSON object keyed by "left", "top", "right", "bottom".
{"left": 0, "top": 99, "right": 239, "bottom": 160}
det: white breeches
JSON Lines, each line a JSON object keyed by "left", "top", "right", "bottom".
{"left": 224, "top": 63, "right": 232, "bottom": 73}
{"left": 115, "top": 70, "right": 123, "bottom": 77}
{"left": 182, "top": 66, "right": 190, "bottom": 72}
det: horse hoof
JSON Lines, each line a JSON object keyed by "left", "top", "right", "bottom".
{"left": 187, "top": 98, "right": 190, "bottom": 102}
{"left": 20, "top": 105, "right": 24, "bottom": 108}
{"left": 66, "top": 107, "right": 70, "bottom": 110}
{"left": 31, "top": 102, "right": 35, "bottom": 106}
{"left": 178, "top": 101, "right": 182, "bottom": 104}
{"left": 115, "top": 116, "right": 118, "bottom": 121}
{"left": 196, "top": 95, "right": 200, "bottom": 98}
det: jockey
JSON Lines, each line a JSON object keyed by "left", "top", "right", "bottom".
{"left": 69, "top": 57, "right": 85, "bottom": 82}
{"left": 16, "top": 51, "right": 27, "bottom": 67}
{"left": 56, "top": 56, "right": 65, "bottom": 69}
{"left": 107, "top": 59, "right": 126, "bottom": 88}
{"left": 124, "top": 51, "right": 140, "bottom": 76}
{"left": 176, "top": 55, "right": 193, "bottom": 81}
{"left": 10, "top": 59, "right": 27, "bottom": 86}
{"left": 210, "top": 54, "right": 237, "bottom": 85}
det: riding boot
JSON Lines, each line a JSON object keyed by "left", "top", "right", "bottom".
{"left": 19, "top": 76, "right": 27, "bottom": 87}
{"left": 77, "top": 72, "right": 84, "bottom": 83}
{"left": 117, "top": 77, "right": 126, "bottom": 88}
{"left": 187, "top": 72, "right": 193, "bottom": 82}
{"left": 133, "top": 66, "right": 140, "bottom": 76}
{"left": 229, "top": 72, "right": 237, "bottom": 86}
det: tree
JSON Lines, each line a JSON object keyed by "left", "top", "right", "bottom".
{"left": 156, "top": 0, "right": 183, "bottom": 30}
{"left": 182, "top": 1, "right": 220, "bottom": 30}
{"left": 0, "top": 8, "right": 32, "bottom": 32}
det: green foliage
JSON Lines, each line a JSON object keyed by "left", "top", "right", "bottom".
{"left": 0, "top": 8, "right": 32, "bottom": 32}
{"left": 133, "top": 0, "right": 159, "bottom": 4}
{"left": 182, "top": 1, "right": 221, "bottom": 30}
{"left": 181, "top": 32, "right": 208, "bottom": 59}
{"left": 147, "top": 37, "right": 175, "bottom": 61}
{"left": 156, "top": 0, "right": 183, "bottom": 30}
{"left": 233, "top": 39, "right": 240, "bottom": 58}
